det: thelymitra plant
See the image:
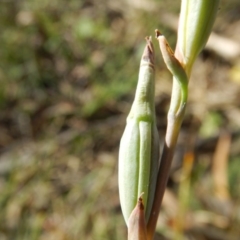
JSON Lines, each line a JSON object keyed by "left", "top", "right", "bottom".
{"left": 118, "top": 0, "right": 220, "bottom": 239}
{"left": 118, "top": 37, "right": 160, "bottom": 228}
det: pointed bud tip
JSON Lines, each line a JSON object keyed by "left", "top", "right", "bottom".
{"left": 138, "top": 196, "right": 145, "bottom": 211}
{"left": 155, "top": 29, "right": 162, "bottom": 39}
{"left": 142, "top": 36, "right": 154, "bottom": 65}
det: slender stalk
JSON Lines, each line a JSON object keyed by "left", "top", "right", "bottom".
{"left": 146, "top": 0, "right": 220, "bottom": 234}
{"left": 147, "top": 99, "right": 186, "bottom": 240}
{"left": 147, "top": 30, "right": 188, "bottom": 239}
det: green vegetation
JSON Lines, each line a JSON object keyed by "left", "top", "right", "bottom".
{"left": 0, "top": 0, "right": 240, "bottom": 239}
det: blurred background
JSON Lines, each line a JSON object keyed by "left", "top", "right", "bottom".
{"left": 0, "top": 0, "right": 240, "bottom": 239}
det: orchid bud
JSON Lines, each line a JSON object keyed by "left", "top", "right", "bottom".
{"left": 118, "top": 37, "right": 160, "bottom": 225}
{"left": 176, "top": 0, "right": 220, "bottom": 75}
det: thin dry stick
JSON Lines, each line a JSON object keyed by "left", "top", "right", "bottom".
{"left": 173, "top": 152, "right": 194, "bottom": 240}
{"left": 212, "top": 132, "right": 231, "bottom": 201}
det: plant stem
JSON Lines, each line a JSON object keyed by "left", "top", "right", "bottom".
{"left": 147, "top": 77, "right": 186, "bottom": 240}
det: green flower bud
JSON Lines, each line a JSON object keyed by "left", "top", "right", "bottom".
{"left": 118, "top": 37, "right": 160, "bottom": 226}
{"left": 176, "top": 0, "right": 220, "bottom": 75}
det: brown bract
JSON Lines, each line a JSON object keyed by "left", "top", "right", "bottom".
{"left": 142, "top": 37, "right": 155, "bottom": 67}
{"left": 128, "top": 196, "right": 148, "bottom": 240}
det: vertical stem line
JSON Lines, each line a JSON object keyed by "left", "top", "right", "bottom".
{"left": 147, "top": 78, "right": 186, "bottom": 240}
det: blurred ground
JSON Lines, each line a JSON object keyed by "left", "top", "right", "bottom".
{"left": 0, "top": 0, "right": 240, "bottom": 239}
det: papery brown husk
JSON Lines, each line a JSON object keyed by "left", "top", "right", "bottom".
{"left": 128, "top": 196, "right": 148, "bottom": 240}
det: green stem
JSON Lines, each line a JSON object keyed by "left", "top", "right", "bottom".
{"left": 147, "top": 95, "right": 186, "bottom": 240}
{"left": 147, "top": 31, "right": 188, "bottom": 240}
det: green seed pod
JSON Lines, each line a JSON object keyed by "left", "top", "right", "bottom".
{"left": 118, "top": 37, "right": 160, "bottom": 226}
{"left": 176, "top": 0, "right": 220, "bottom": 75}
